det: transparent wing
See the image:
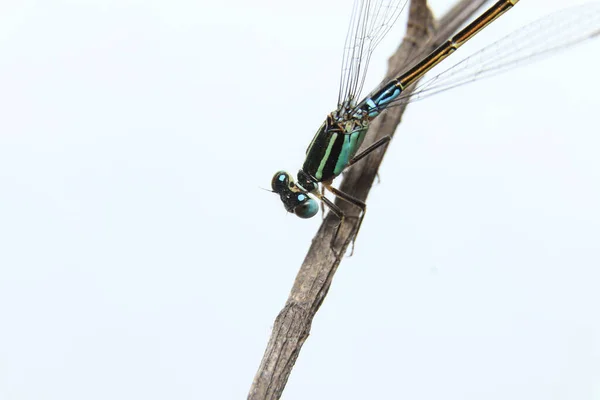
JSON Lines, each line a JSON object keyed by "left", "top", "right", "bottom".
{"left": 378, "top": 2, "right": 600, "bottom": 109}
{"left": 338, "top": 0, "right": 410, "bottom": 107}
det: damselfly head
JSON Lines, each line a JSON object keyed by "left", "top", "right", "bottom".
{"left": 271, "top": 171, "right": 319, "bottom": 219}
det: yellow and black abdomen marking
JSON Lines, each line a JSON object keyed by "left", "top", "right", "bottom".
{"left": 399, "top": 0, "right": 518, "bottom": 89}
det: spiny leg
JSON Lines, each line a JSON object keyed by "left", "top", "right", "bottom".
{"left": 323, "top": 182, "right": 366, "bottom": 256}
{"left": 318, "top": 136, "right": 392, "bottom": 256}
{"left": 319, "top": 185, "right": 327, "bottom": 220}
{"left": 318, "top": 194, "right": 346, "bottom": 259}
{"left": 321, "top": 136, "right": 390, "bottom": 254}
{"left": 347, "top": 136, "right": 391, "bottom": 168}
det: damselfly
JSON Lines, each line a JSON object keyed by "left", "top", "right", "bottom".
{"left": 271, "top": 0, "right": 600, "bottom": 254}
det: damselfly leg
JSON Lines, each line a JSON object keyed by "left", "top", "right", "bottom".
{"left": 322, "top": 183, "right": 365, "bottom": 257}
{"left": 347, "top": 136, "right": 392, "bottom": 168}
{"left": 322, "top": 135, "right": 392, "bottom": 256}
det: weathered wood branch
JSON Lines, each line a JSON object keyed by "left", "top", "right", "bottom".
{"left": 248, "top": 1, "right": 490, "bottom": 399}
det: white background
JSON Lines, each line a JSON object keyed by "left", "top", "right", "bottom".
{"left": 0, "top": 0, "right": 599, "bottom": 399}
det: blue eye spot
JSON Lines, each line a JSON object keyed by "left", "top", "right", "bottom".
{"left": 297, "top": 194, "right": 306, "bottom": 202}
{"left": 278, "top": 175, "right": 286, "bottom": 182}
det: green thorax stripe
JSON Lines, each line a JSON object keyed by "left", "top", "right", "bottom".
{"left": 302, "top": 125, "right": 367, "bottom": 183}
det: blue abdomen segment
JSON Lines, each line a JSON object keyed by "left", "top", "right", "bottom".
{"left": 359, "top": 81, "right": 404, "bottom": 118}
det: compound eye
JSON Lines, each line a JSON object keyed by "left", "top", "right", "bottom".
{"left": 293, "top": 195, "right": 319, "bottom": 219}
{"left": 271, "top": 171, "right": 291, "bottom": 193}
